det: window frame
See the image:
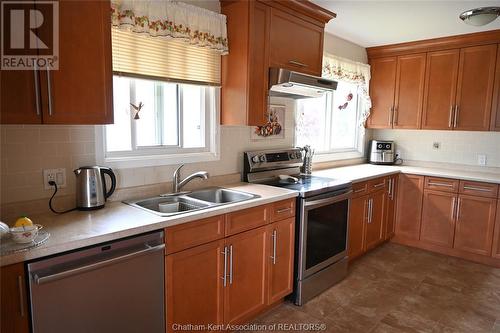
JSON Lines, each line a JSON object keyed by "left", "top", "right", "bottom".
{"left": 294, "top": 81, "right": 365, "bottom": 162}
{"left": 96, "top": 79, "right": 220, "bottom": 169}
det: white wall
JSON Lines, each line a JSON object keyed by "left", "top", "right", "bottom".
{"left": 372, "top": 129, "right": 500, "bottom": 168}
{"left": 323, "top": 32, "right": 368, "bottom": 63}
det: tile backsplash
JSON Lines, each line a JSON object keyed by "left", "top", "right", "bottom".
{"left": 372, "top": 129, "right": 500, "bottom": 168}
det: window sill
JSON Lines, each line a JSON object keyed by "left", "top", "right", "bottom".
{"left": 97, "top": 151, "right": 220, "bottom": 169}
{"left": 313, "top": 150, "right": 364, "bottom": 163}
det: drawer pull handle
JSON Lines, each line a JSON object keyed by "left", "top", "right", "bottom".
{"left": 428, "top": 182, "right": 453, "bottom": 188}
{"left": 17, "top": 275, "right": 25, "bottom": 317}
{"left": 288, "top": 60, "right": 308, "bottom": 67}
{"left": 276, "top": 207, "right": 292, "bottom": 214}
{"left": 463, "top": 186, "right": 492, "bottom": 192}
{"left": 271, "top": 229, "right": 277, "bottom": 265}
{"left": 354, "top": 188, "right": 366, "bottom": 193}
{"left": 373, "top": 183, "right": 385, "bottom": 188}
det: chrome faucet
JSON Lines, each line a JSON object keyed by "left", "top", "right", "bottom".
{"left": 173, "top": 164, "right": 209, "bottom": 193}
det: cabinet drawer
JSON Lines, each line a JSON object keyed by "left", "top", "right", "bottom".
{"left": 165, "top": 215, "right": 225, "bottom": 254}
{"left": 226, "top": 205, "right": 270, "bottom": 236}
{"left": 459, "top": 180, "right": 499, "bottom": 198}
{"left": 271, "top": 199, "right": 296, "bottom": 222}
{"left": 352, "top": 182, "right": 368, "bottom": 198}
{"left": 424, "top": 177, "right": 459, "bottom": 193}
{"left": 367, "top": 178, "right": 386, "bottom": 193}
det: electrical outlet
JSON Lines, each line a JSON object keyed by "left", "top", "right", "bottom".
{"left": 477, "top": 154, "right": 487, "bottom": 166}
{"left": 395, "top": 150, "right": 402, "bottom": 159}
{"left": 433, "top": 142, "right": 440, "bottom": 149}
{"left": 43, "top": 168, "right": 67, "bottom": 190}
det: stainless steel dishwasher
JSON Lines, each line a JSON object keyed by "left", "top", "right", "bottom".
{"left": 28, "top": 231, "right": 165, "bottom": 333}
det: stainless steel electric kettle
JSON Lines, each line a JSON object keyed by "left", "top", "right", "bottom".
{"left": 74, "top": 166, "right": 116, "bottom": 210}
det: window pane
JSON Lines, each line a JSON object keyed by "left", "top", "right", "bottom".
{"left": 107, "top": 76, "right": 132, "bottom": 152}
{"left": 182, "top": 85, "right": 205, "bottom": 148}
{"left": 331, "top": 82, "right": 359, "bottom": 150}
{"left": 135, "top": 79, "right": 159, "bottom": 147}
{"left": 295, "top": 94, "right": 329, "bottom": 151}
{"left": 162, "top": 83, "right": 179, "bottom": 146}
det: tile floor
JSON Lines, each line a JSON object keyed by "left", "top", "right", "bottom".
{"left": 247, "top": 243, "right": 500, "bottom": 333}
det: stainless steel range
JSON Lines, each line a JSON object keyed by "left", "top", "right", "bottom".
{"left": 243, "top": 148, "right": 352, "bottom": 305}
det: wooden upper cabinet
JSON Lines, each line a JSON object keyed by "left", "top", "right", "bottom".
{"left": 166, "top": 240, "right": 225, "bottom": 333}
{"left": 422, "top": 49, "right": 460, "bottom": 130}
{"left": 39, "top": 0, "right": 113, "bottom": 124}
{"left": 393, "top": 53, "right": 426, "bottom": 129}
{"left": 365, "top": 189, "right": 386, "bottom": 251}
{"left": 367, "top": 57, "right": 397, "bottom": 128}
{"left": 1, "top": 263, "right": 30, "bottom": 333}
{"left": 221, "top": 1, "right": 270, "bottom": 125}
{"left": 492, "top": 200, "right": 500, "bottom": 259}
{"left": 454, "top": 44, "right": 497, "bottom": 131}
{"left": 224, "top": 226, "right": 268, "bottom": 325}
{"left": 267, "top": 218, "right": 294, "bottom": 304}
{"left": 348, "top": 195, "right": 367, "bottom": 260}
{"left": 454, "top": 194, "right": 497, "bottom": 256}
{"left": 395, "top": 174, "right": 424, "bottom": 241}
{"left": 269, "top": 9, "right": 323, "bottom": 76}
{"left": 420, "top": 190, "right": 456, "bottom": 248}
{"left": 0, "top": 70, "right": 41, "bottom": 124}
{"left": 491, "top": 45, "right": 500, "bottom": 131}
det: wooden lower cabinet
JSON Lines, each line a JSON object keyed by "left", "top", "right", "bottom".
{"left": 166, "top": 240, "right": 225, "bottom": 332}
{"left": 493, "top": 200, "right": 500, "bottom": 259}
{"left": 365, "top": 189, "right": 386, "bottom": 251}
{"left": 420, "top": 190, "right": 456, "bottom": 248}
{"left": 1, "top": 263, "right": 30, "bottom": 333}
{"left": 267, "top": 218, "right": 294, "bottom": 304}
{"left": 395, "top": 174, "right": 424, "bottom": 240}
{"left": 224, "top": 226, "right": 268, "bottom": 325}
{"left": 165, "top": 204, "right": 295, "bottom": 332}
{"left": 384, "top": 175, "right": 398, "bottom": 240}
{"left": 348, "top": 195, "right": 367, "bottom": 260}
{"left": 453, "top": 195, "right": 497, "bottom": 256}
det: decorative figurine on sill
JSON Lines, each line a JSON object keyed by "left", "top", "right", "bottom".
{"left": 254, "top": 109, "right": 282, "bottom": 137}
{"left": 130, "top": 101, "right": 144, "bottom": 119}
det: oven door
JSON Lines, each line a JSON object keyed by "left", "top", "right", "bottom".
{"left": 298, "top": 188, "right": 351, "bottom": 280}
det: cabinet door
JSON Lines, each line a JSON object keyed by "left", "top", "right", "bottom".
{"left": 166, "top": 240, "right": 225, "bottom": 332}
{"left": 492, "top": 200, "right": 500, "bottom": 259}
{"left": 422, "top": 49, "right": 460, "bottom": 130}
{"left": 348, "top": 195, "right": 367, "bottom": 259}
{"left": 1, "top": 263, "right": 30, "bottom": 333}
{"left": 420, "top": 190, "right": 456, "bottom": 248}
{"left": 454, "top": 195, "right": 497, "bottom": 256}
{"left": 385, "top": 175, "right": 398, "bottom": 240}
{"left": 491, "top": 45, "right": 500, "bottom": 131}
{"left": 0, "top": 70, "right": 41, "bottom": 124}
{"left": 365, "top": 189, "right": 386, "bottom": 251}
{"left": 367, "top": 57, "right": 397, "bottom": 128}
{"left": 393, "top": 53, "right": 426, "bottom": 129}
{"left": 267, "top": 218, "right": 294, "bottom": 304}
{"left": 247, "top": 2, "right": 270, "bottom": 125}
{"left": 454, "top": 44, "right": 497, "bottom": 131}
{"left": 39, "top": 0, "right": 113, "bottom": 124}
{"left": 269, "top": 9, "right": 323, "bottom": 76}
{"left": 224, "top": 226, "right": 268, "bottom": 325}
{"left": 395, "top": 174, "right": 424, "bottom": 240}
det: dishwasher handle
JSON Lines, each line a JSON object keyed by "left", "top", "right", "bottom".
{"left": 34, "top": 243, "right": 165, "bottom": 285}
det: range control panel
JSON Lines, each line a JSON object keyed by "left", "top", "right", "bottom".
{"left": 245, "top": 148, "right": 303, "bottom": 172}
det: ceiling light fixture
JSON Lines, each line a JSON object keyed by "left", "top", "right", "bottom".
{"left": 459, "top": 7, "right": 500, "bottom": 26}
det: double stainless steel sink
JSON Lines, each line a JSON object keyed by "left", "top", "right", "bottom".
{"left": 125, "top": 187, "right": 260, "bottom": 217}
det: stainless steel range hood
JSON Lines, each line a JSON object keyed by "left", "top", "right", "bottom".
{"left": 269, "top": 67, "right": 337, "bottom": 99}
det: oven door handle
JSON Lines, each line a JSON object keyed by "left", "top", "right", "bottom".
{"left": 304, "top": 190, "right": 352, "bottom": 209}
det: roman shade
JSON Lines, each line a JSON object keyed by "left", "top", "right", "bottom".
{"left": 111, "top": 0, "right": 228, "bottom": 86}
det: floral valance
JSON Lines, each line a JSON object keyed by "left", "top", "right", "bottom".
{"left": 322, "top": 53, "right": 372, "bottom": 128}
{"left": 111, "top": 0, "right": 229, "bottom": 54}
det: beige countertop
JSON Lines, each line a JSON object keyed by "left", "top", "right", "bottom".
{"left": 314, "top": 163, "right": 500, "bottom": 184}
{"left": 0, "top": 183, "right": 297, "bottom": 267}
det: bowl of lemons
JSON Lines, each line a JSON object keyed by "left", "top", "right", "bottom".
{"left": 10, "top": 217, "right": 43, "bottom": 244}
